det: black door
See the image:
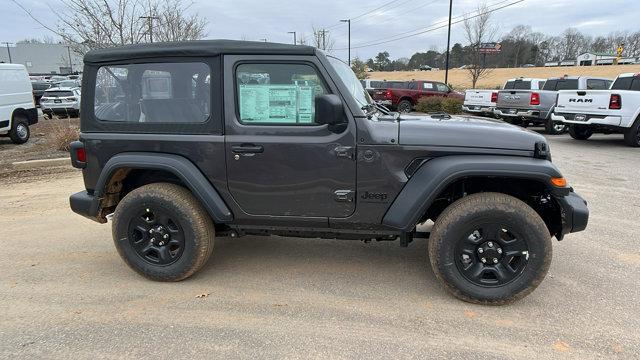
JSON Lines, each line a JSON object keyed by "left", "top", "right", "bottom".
{"left": 223, "top": 58, "right": 356, "bottom": 218}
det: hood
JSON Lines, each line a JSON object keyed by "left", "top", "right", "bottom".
{"left": 398, "top": 114, "right": 547, "bottom": 151}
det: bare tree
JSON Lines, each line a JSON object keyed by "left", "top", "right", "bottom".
{"left": 11, "top": 0, "right": 207, "bottom": 55}
{"left": 506, "top": 25, "right": 531, "bottom": 67}
{"left": 558, "top": 28, "right": 589, "bottom": 60}
{"left": 311, "top": 26, "right": 335, "bottom": 51}
{"left": 463, "top": 4, "right": 497, "bottom": 88}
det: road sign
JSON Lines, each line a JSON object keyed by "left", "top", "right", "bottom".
{"left": 478, "top": 42, "right": 502, "bottom": 54}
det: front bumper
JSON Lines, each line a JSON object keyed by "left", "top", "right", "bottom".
{"left": 555, "top": 190, "right": 589, "bottom": 238}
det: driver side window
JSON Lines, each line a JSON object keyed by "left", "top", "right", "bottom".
{"left": 235, "top": 63, "right": 327, "bottom": 125}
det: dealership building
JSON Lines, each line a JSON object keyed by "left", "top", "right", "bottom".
{"left": 0, "top": 42, "right": 83, "bottom": 75}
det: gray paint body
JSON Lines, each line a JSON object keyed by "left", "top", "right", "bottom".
{"left": 69, "top": 40, "right": 587, "bottom": 238}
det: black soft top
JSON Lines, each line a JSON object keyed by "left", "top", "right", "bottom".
{"left": 84, "top": 39, "right": 316, "bottom": 63}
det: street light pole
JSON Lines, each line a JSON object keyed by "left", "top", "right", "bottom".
{"left": 287, "top": 31, "right": 297, "bottom": 45}
{"left": 340, "top": 19, "right": 351, "bottom": 65}
{"left": 2, "top": 42, "right": 12, "bottom": 63}
{"left": 444, "top": 0, "right": 453, "bottom": 85}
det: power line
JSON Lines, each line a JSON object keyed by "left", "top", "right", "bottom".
{"left": 334, "top": 0, "right": 524, "bottom": 50}
{"left": 337, "top": 0, "right": 513, "bottom": 48}
{"left": 323, "top": 0, "right": 407, "bottom": 30}
{"left": 330, "top": 0, "right": 441, "bottom": 38}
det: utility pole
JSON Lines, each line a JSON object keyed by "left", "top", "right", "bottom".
{"left": 139, "top": 14, "right": 159, "bottom": 43}
{"left": 340, "top": 19, "right": 351, "bottom": 65}
{"left": 318, "top": 29, "right": 328, "bottom": 51}
{"left": 444, "top": 0, "right": 453, "bottom": 85}
{"left": 2, "top": 42, "right": 12, "bottom": 63}
{"left": 66, "top": 45, "right": 73, "bottom": 73}
{"left": 287, "top": 31, "right": 296, "bottom": 45}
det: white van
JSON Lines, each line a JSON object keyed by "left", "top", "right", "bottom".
{"left": 0, "top": 64, "right": 38, "bottom": 144}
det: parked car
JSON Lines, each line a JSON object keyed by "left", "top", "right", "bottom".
{"left": 372, "top": 80, "right": 463, "bottom": 112}
{"left": 419, "top": 65, "right": 435, "bottom": 71}
{"left": 494, "top": 76, "right": 612, "bottom": 134}
{"left": 31, "top": 81, "right": 51, "bottom": 106}
{"left": 359, "top": 79, "right": 386, "bottom": 96}
{"left": 68, "top": 40, "right": 588, "bottom": 305}
{"left": 463, "top": 79, "right": 544, "bottom": 117}
{"left": 0, "top": 64, "right": 38, "bottom": 144}
{"left": 57, "top": 79, "right": 82, "bottom": 88}
{"left": 40, "top": 87, "right": 81, "bottom": 118}
{"left": 552, "top": 73, "right": 640, "bottom": 147}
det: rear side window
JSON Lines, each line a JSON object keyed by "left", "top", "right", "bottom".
{"left": 512, "top": 80, "right": 531, "bottom": 90}
{"left": 543, "top": 79, "right": 579, "bottom": 91}
{"left": 94, "top": 62, "right": 211, "bottom": 123}
{"left": 611, "top": 77, "right": 640, "bottom": 91}
{"left": 235, "top": 63, "right": 327, "bottom": 125}
{"left": 587, "top": 79, "right": 608, "bottom": 90}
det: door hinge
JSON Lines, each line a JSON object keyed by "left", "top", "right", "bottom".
{"left": 335, "top": 146, "right": 354, "bottom": 160}
{"left": 334, "top": 190, "right": 355, "bottom": 202}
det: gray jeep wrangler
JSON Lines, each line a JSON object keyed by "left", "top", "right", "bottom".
{"left": 69, "top": 40, "right": 588, "bottom": 305}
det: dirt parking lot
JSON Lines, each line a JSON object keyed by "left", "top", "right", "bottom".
{"left": 0, "top": 131, "right": 638, "bottom": 359}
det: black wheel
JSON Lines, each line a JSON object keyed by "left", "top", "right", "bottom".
{"left": 9, "top": 116, "right": 30, "bottom": 144}
{"left": 428, "top": 192, "right": 552, "bottom": 305}
{"left": 112, "top": 182, "right": 214, "bottom": 281}
{"left": 568, "top": 125, "right": 593, "bottom": 140}
{"left": 623, "top": 117, "right": 640, "bottom": 147}
{"left": 545, "top": 118, "right": 567, "bottom": 135}
{"left": 397, "top": 99, "right": 412, "bottom": 113}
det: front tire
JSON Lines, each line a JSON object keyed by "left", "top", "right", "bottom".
{"left": 112, "top": 182, "right": 214, "bottom": 281}
{"left": 428, "top": 192, "right": 552, "bottom": 305}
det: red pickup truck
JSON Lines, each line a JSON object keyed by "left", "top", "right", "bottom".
{"left": 372, "top": 80, "right": 464, "bottom": 112}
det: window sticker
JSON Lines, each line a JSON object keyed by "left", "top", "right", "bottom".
{"left": 239, "top": 84, "right": 317, "bottom": 124}
{"left": 423, "top": 82, "right": 434, "bottom": 89}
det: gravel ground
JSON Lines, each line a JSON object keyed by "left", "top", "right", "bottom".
{"left": 0, "top": 132, "right": 638, "bottom": 359}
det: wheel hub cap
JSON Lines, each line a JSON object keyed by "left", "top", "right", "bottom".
{"left": 129, "top": 207, "right": 185, "bottom": 265}
{"left": 17, "top": 124, "right": 28, "bottom": 138}
{"left": 477, "top": 241, "right": 503, "bottom": 264}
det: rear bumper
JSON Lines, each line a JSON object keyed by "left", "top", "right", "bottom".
{"left": 555, "top": 191, "right": 589, "bottom": 238}
{"left": 462, "top": 105, "right": 495, "bottom": 113}
{"left": 70, "top": 191, "right": 102, "bottom": 222}
{"left": 494, "top": 107, "right": 548, "bottom": 121}
{"left": 552, "top": 113, "right": 623, "bottom": 127}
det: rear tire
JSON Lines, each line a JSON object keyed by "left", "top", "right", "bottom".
{"left": 623, "top": 117, "right": 640, "bottom": 147}
{"left": 545, "top": 118, "right": 567, "bottom": 135}
{"left": 568, "top": 125, "right": 593, "bottom": 140}
{"left": 9, "top": 116, "right": 30, "bottom": 144}
{"left": 428, "top": 192, "right": 552, "bottom": 305}
{"left": 398, "top": 99, "right": 412, "bottom": 113}
{"left": 112, "top": 182, "right": 215, "bottom": 281}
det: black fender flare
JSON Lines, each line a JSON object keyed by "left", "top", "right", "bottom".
{"left": 95, "top": 152, "right": 233, "bottom": 223}
{"left": 382, "top": 155, "right": 563, "bottom": 231}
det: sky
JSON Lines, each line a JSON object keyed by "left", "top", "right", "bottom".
{"left": 2, "top": 0, "right": 639, "bottom": 62}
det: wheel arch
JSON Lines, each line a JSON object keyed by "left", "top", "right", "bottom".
{"left": 382, "top": 155, "right": 565, "bottom": 236}
{"left": 94, "top": 152, "right": 233, "bottom": 224}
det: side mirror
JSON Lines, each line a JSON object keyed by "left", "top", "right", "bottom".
{"left": 315, "top": 94, "right": 344, "bottom": 126}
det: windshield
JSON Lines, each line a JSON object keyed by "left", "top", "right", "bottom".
{"left": 327, "top": 56, "right": 373, "bottom": 108}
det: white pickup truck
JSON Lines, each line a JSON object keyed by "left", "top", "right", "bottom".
{"left": 462, "top": 78, "right": 545, "bottom": 117}
{"left": 552, "top": 73, "right": 640, "bottom": 147}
